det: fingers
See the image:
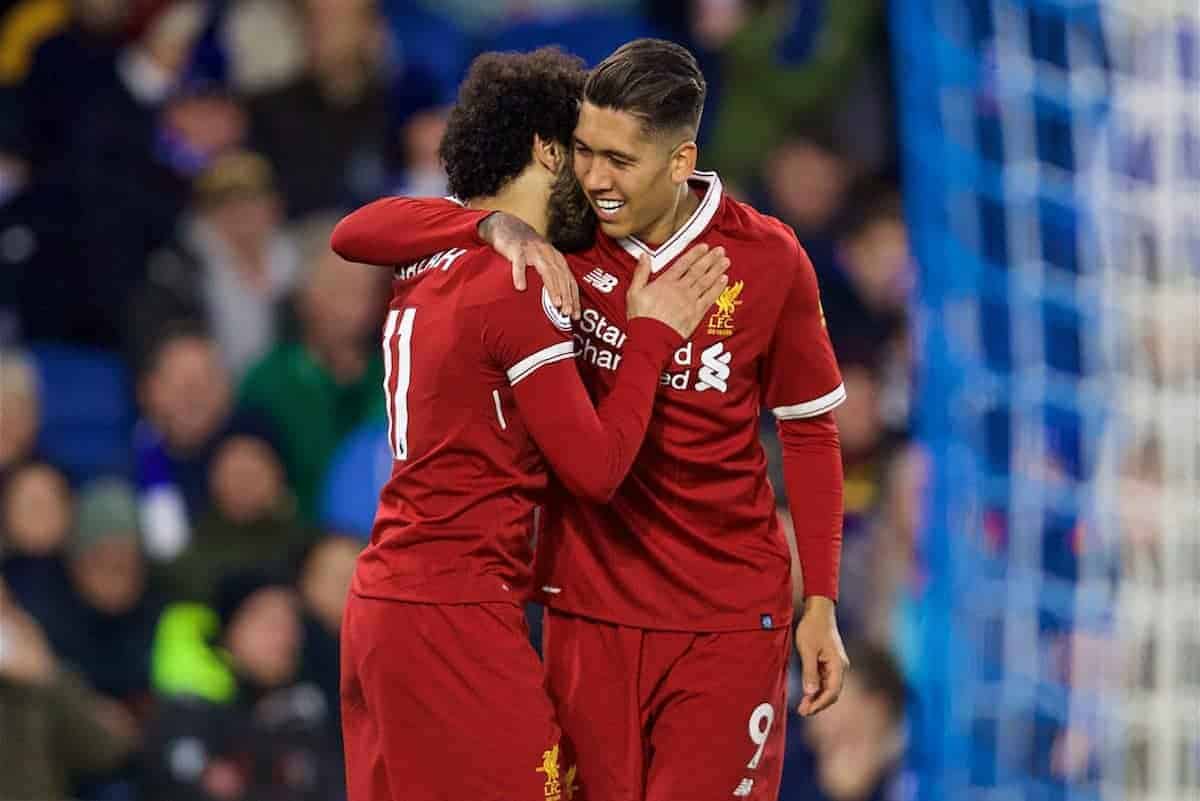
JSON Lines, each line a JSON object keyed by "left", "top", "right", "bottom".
{"left": 523, "top": 243, "right": 577, "bottom": 318}
{"left": 696, "top": 271, "right": 729, "bottom": 311}
{"left": 663, "top": 243, "right": 710, "bottom": 283}
{"left": 806, "top": 651, "right": 848, "bottom": 716}
{"left": 690, "top": 251, "right": 731, "bottom": 298}
{"left": 566, "top": 253, "right": 581, "bottom": 320}
{"left": 553, "top": 249, "right": 578, "bottom": 320}
{"left": 796, "top": 643, "right": 822, "bottom": 717}
{"left": 683, "top": 247, "right": 728, "bottom": 293}
{"left": 511, "top": 247, "right": 528, "bottom": 292}
{"left": 630, "top": 253, "right": 652, "bottom": 292}
{"left": 545, "top": 251, "right": 568, "bottom": 314}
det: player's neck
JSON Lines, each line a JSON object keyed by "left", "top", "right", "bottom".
{"left": 468, "top": 177, "right": 550, "bottom": 239}
{"left": 635, "top": 182, "right": 702, "bottom": 247}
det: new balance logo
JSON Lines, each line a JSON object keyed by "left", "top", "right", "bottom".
{"left": 732, "top": 778, "right": 754, "bottom": 797}
{"left": 696, "top": 342, "right": 732, "bottom": 392}
{"left": 583, "top": 268, "right": 619, "bottom": 293}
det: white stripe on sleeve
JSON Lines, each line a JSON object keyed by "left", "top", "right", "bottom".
{"left": 772, "top": 383, "right": 847, "bottom": 420}
{"left": 506, "top": 341, "right": 575, "bottom": 386}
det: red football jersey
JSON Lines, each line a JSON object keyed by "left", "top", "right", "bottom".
{"left": 334, "top": 173, "right": 844, "bottom": 631}
{"left": 539, "top": 173, "right": 844, "bottom": 631}
{"left": 350, "top": 242, "right": 682, "bottom": 606}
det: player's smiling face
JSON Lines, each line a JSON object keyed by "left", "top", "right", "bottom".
{"left": 572, "top": 101, "right": 692, "bottom": 242}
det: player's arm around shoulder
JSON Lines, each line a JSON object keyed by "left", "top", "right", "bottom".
{"left": 330, "top": 196, "right": 490, "bottom": 267}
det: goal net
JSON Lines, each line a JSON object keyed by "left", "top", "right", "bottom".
{"left": 891, "top": 2, "right": 1200, "bottom": 800}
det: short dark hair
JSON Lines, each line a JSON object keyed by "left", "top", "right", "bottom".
{"left": 135, "top": 317, "right": 212, "bottom": 382}
{"left": 836, "top": 179, "right": 905, "bottom": 243}
{"left": 583, "top": 38, "right": 706, "bottom": 137}
{"left": 846, "top": 641, "right": 908, "bottom": 725}
{"left": 439, "top": 47, "right": 586, "bottom": 200}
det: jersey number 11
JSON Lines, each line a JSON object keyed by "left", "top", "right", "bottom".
{"left": 383, "top": 307, "right": 417, "bottom": 461}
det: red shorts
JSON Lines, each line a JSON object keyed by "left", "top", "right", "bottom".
{"left": 341, "top": 592, "right": 580, "bottom": 801}
{"left": 543, "top": 608, "right": 789, "bottom": 801}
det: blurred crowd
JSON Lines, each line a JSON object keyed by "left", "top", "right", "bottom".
{"left": 0, "top": 1, "right": 920, "bottom": 800}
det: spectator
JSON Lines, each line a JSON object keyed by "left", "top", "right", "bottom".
{"left": 8, "top": 0, "right": 131, "bottom": 172}
{"left": 143, "top": 567, "right": 342, "bottom": 801}
{"left": 703, "top": 0, "right": 884, "bottom": 186}
{"left": 247, "top": 0, "right": 390, "bottom": 216}
{"left": 0, "top": 461, "right": 74, "bottom": 652}
{"left": 158, "top": 434, "right": 310, "bottom": 602}
{"left": 191, "top": 151, "right": 298, "bottom": 377}
{"left": 13, "top": 476, "right": 164, "bottom": 799}
{"left": 821, "top": 183, "right": 911, "bottom": 366}
{"left": 297, "top": 533, "right": 359, "bottom": 736}
{"left": 0, "top": 104, "right": 32, "bottom": 342}
{"left": 220, "top": 0, "right": 306, "bottom": 94}
{"left": 1, "top": 461, "right": 73, "bottom": 591}
{"left": 835, "top": 363, "right": 887, "bottom": 506}
{"left": 133, "top": 150, "right": 301, "bottom": 378}
{"left": 862, "top": 443, "right": 926, "bottom": 648}
{"left": 132, "top": 324, "right": 276, "bottom": 560}
{"left": 41, "top": 0, "right": 210, "bottom": 347}
{"left": 239, "top": 218, "right": 387, "bottom": 522}
{"left": 13, "top": 0, "right": 234, "bottom": 346}
{"left": 384, "top": 63, "right": 449, "bottom": 198}
{"left": 25, "top": 478, "right": 164, "bottom": 714}
{"left": 156, "top": 84, "right": 249, "bottom": 180}
{"left": 830, "top": 361, "right": 911, "bottom": 641}
{"left": 761, "top": 127, "right": 853, "bottom": 275}
{"left": 0, "top": 349, "right": 40, "bottom": 477}
{"left": 0, "top": 573, "right": 140, "bottom": 801}
{"left": 783, "top": 641, "right": 909, "bottom": 801}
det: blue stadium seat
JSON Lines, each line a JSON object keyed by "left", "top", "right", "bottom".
{"left": 319, "top": 420, "right": 393, "bottom": 539}
{"left": 30, "top": 343, "right": 135, "bottom": 482}
{"left": 486, "top": 11, "right": 660, "bottom": 68}
{"left": 383, "top": 5, "right": 470, "bottom": 102}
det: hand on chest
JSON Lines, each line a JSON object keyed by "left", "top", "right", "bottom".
{"left": 575, "top": 264, "right": 762, "bottom": 398}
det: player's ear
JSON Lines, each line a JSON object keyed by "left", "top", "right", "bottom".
{"left": 532, "top": 135, "right": 564, "bottom": 175}
{"left": 669, "top": 139, "right": 697, "bottom": 185}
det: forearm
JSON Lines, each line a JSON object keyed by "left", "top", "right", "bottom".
{"left": 778, "top": 413, "right": 844, "bottom": 600}
{"left": 52, "top": 669, "right": 138, "bottom": 773}
{"left": 515, "top": 318, "right": 680, "bottom": 502}
{"left": 330, "top": 197, "right": 490, "bottom": 265}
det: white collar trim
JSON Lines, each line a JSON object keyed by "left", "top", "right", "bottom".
{"left": 618, "top": 171, "right": 723, "bottom": 273}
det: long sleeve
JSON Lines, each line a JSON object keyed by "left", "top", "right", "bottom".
{"left": 330, "top": 197, "right": 490, "bottom": 266}
{"left": 778, "top": 413, "right": 844, "bottom": 600}
{"left": 50, "top": 668, "right": 138, "bottom": 776}
{"left": 507, "top": 317, "right": 681, "bottom": 503}
{"left": 760, "top": 232, "right": 846, "bottom": 600}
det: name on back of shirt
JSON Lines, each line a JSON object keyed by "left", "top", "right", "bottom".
{"left": 394, "top": 248, "right": 468, "bottom": 281}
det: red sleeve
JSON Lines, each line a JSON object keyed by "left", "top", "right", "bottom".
{"left": 778, "top": 413, "right": 843, "bottom": 601}
{"left": 512, "top": 318, "right": 680, "bottom": 502}
{"left": 761, "top": 236, "right": 845, "bottom": 418}
{"left": 330, "top": 197, "right": 491, "bottom": 266}
{"left": 481, "top": 281, "right": 680, "bottom": 502}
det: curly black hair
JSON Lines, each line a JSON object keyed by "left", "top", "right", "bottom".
{"left": 439, "top": 47, "right": 587, "bottom": 200}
